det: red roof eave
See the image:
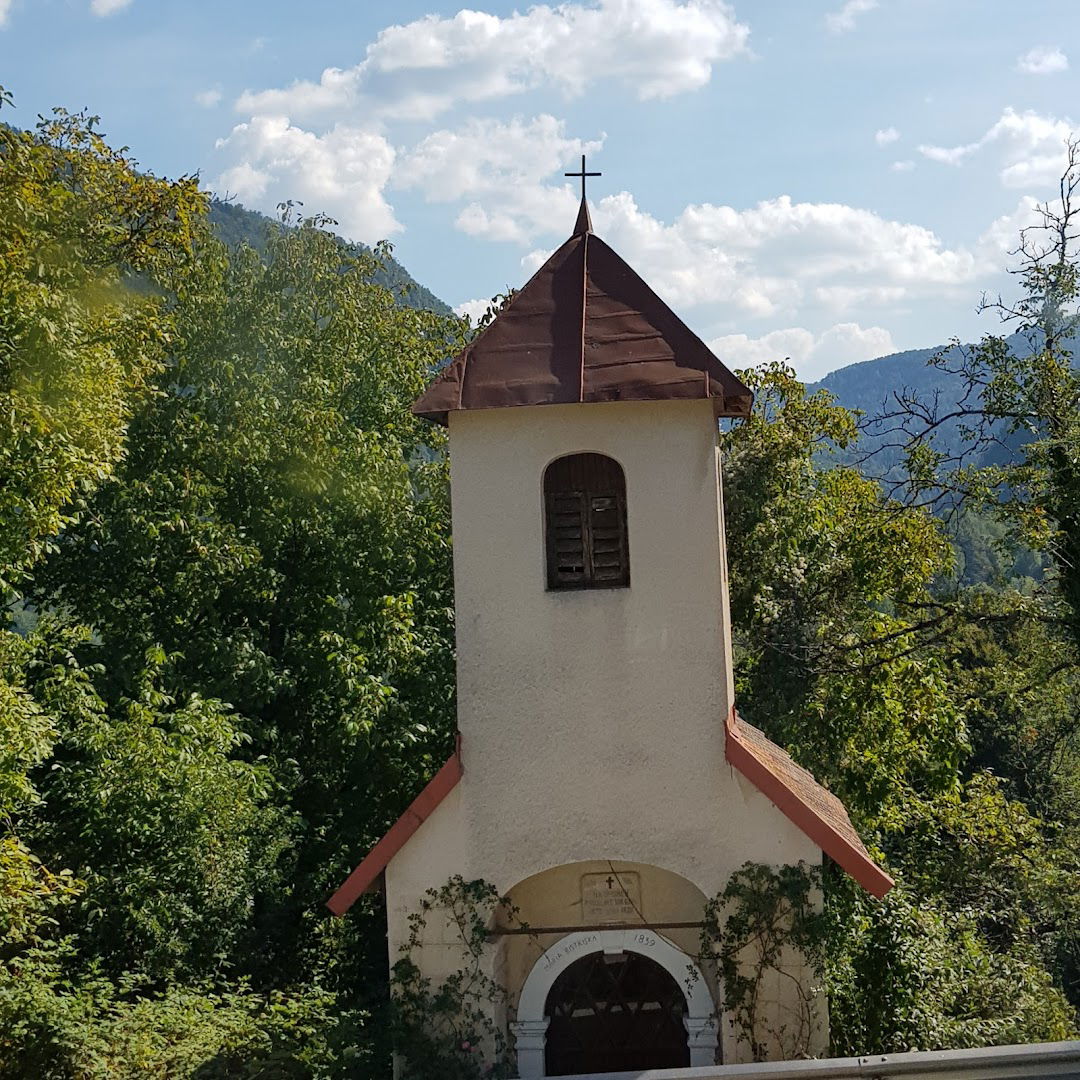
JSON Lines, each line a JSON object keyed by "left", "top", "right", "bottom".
{"left": 328, "top": 717, "right": 892, "bottom": 916}
{"left": 327, "top": 745, "right": 464, "bottom": 916}
{"left": 725, "top": 712, "right": 894, "bottom": 899}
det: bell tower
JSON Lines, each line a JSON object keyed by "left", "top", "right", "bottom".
{"left": 330, "top": 188, "right": 891, "bottom": 1075}
{"left": 411, "top": 190, "right": 757, "bottom": 894}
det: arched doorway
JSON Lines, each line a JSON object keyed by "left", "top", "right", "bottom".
{"left": 512, "top": 928, "right": 718, "bottom": 1078}
{"left": 544, "top": 949, "right": 689, "bottom": 1076}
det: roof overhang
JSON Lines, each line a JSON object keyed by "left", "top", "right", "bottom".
{"left": 725, "top": 710, "right": 894, "bottom": 898}
{"left": 326, "top": 746, "right": 464, "bottom": 915}
{"left": 412, "top": 221, "right": 753, "bottom": 425}
{"left": 328, "top": 712, "right": 893, "bottom": 918}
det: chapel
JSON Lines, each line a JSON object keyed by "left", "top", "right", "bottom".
{"left": 329, "top": 182, "right": 892, "bottom": 1077}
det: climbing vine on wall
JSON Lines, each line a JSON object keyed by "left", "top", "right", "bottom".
{"left": 390, "top": 876, "right": 528, "bottom": 1080}
{"left": 700, "top": 862, "right": 826, "bottom": 1062}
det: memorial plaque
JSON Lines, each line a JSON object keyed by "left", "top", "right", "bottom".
{"left": 580, "top": 871, "right": 642, "bottom": 924}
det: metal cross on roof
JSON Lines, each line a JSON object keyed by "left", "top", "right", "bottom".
{"left": 565, "top": 154, "right": 601, "bottom": 200}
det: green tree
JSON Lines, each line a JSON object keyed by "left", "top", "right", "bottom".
{"left": 1, "top": 92, "right": 202, "bottom": 980}
{"left": 879, "top": 139, "right": 1080, "bottom": 642}
{"left": 29, "top": 203, "right": 468, "bottom": 1036}
{"left": 723, "top": 363, "right": 1078, "bottom": 1048}
{"left": 0, "top": 97, "right": 358, "bottom": 1077}
{"left": 851, "top": 138, "right": 1080, "bottom": 1021}
{"left": 723, "top": 363, "right": 966, "bottom": 827}
{"left": 30, "top": 644, "right": 292, "bottom": 981}
{"left": 826, "top": 879, "right": 1073, "bottom": 1056}
{"left": 0, "top": 96, "right": 204, "bottom": 595}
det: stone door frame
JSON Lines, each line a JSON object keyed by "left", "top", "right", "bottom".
{"left": 510, "top": 928, "right": 718, "bottom": 1078}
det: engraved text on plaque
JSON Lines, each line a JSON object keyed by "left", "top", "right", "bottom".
{"left": 580, "top": 871, "right": 642, "bottom": 924}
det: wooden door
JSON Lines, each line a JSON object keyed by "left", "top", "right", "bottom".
{"left": 543, "top": 950, "right": 690, "bottom": 1076}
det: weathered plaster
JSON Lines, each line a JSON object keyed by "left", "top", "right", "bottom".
{"left": 446, "top": 399, "right": 819, "bottom": 897}
{"left": 382, "top": 398, "right": 829, "bottom": 1069}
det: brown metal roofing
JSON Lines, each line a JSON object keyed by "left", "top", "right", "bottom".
{"left": 412, "top": 200, "right": 753, "bottom": 424}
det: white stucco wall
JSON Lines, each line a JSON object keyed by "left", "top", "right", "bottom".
{"left": 383, "top": 398, "right": 828, "bottom": 1069}
{"left": 384, "top": 785, "right": 470, "bottom": 983}
{"left": 445, "top": 399, "right": 819, "bottom": 896}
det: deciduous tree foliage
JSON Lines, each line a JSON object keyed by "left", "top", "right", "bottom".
{"left": 0, "top": 96, "right": 203, "bottom": 595}
{"left": 32, "top": 205, "right": 467, "bottom": 991}
{"left": 723, "top": 365, "right": 967, "bottom": 825}
{"left": 2, "top": 98, "right": 462, "bottom": 1075}
{"left": 842, "top": 139, "right": 1080, "bottom": 1028}
{"left": 722, "top": 368, "right": 1078, "bottom": 1048}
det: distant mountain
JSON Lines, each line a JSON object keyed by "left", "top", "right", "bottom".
{"left": 809, "top": 343, "right": 958, "bottom": 412}
{"left": 807, "top": 334, "right": 1077, "bottom": 585}
{"left": 811, "top": 329, "right": 1077, "bottom": 421}
{"left": 808, "top": 342, "right": 977, "bottom": 473}
{"left": 207, "top": 199, "right": 453, "bottom": 317}
{"left": 806, "top": 332, "right": 1071, "bottom": 474}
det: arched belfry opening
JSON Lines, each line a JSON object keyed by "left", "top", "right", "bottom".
{"left": 544, "top": 949, "right": 690, "bottom": 1076}
{"left": 543, "top": 453, "right": 629, "bottom": 590}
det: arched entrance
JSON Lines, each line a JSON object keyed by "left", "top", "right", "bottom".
{"left": 512, "top": 929, "right": 718, "bottom": 1078}
{"left": 544, "top": 949, "right": 689, "bottom": 1075}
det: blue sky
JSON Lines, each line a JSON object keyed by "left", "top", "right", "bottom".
{"left": 2, "top": 0, "right": 1078, "bottom": 380}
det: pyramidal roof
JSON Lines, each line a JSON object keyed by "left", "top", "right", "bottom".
{"left": 412, "top": 198, "right": 753, "bottom": 424}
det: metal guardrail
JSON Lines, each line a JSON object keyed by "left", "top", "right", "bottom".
{"left": 536, "top": 1040, "right": 1080, "bottom": 1080}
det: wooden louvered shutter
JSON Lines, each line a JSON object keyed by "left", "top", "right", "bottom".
{"left": 544, "top": 453, "right": 629, "bottom": 590}
{"left": 588, "top": 493, "right": 628, "bottom": 585}
{"left": 547, "top": 491, "right": 589, "bottom": 587}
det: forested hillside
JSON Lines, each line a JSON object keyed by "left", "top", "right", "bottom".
{"left": 807, "top": 332, "right": 1078, "bottom": 585}
{"left": 811, "top": 343, "right": 963, "bottom": 414}
{"left": 810, "top": 334, "right": 1073, "bottom": 471}
{"left": 2, "top": 100, "right": 1079, "bottom": 1077}
{"left": 207, "top": 198, "right": 453, "bottom": 316}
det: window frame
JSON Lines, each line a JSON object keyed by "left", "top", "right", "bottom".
{"left": 543, "top": 452, "right": 630, "bottom": 591}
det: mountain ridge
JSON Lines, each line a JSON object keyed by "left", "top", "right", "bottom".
{"left": 809, "top": 341, "right": 969, "bottom": 410}
{"left": 207, "top": 197, "right": 454, "bottom": 317}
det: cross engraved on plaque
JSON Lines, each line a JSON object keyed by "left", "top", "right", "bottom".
{"left": 580, "top": 871, "right": 642, "bottom": 924}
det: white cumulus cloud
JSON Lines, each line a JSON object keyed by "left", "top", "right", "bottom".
{"left": 891, "top": 160, "right": 915, "bottom": 172}
{"left": 214, "top": 4, "right": 746, "bottom": 249}
{"left": 875, "top": 127, "right": 899, "bottom": 146}
{"left": 825, "top": 0, "right": 877, "bottom": 35}
{"left": 711, "top": 322, "right": 896, "bottom": 382}
{"left": 1016, "top": 46, "right": 1068, "bottom": 75}
{"left": 397, "top": 115, "right": 603, "bottom": 243}
{"left": 918, "top": 106, "right": 1074, "bottom": 188}
{"left": 236, "top": 0, "right": 749, "bottom": 122}
{"left": 212, "top": 116, "right": 399, "bottom": 241}
{"left": 214, "top": 161, "right": 270, "bottom": 202}
{"left": 454, "top": 297, "right": 496, "bottom": 325}
{"left": 90, "top": 0, "right": 133, "bottom": 15}
{"left": 976, "top": 196, "right": 1043, "bottom": 263}
{"left": 0, "top": 0, "right": 13, "bottom": 28}
{"left": 521, "top": 192, "right": 982, "bottom": 323}
{"left": 457, "top": 187, "right": 584, "bottom": 244}
{"left": 397, "top": 115, "right": 602, "bottom": 203}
